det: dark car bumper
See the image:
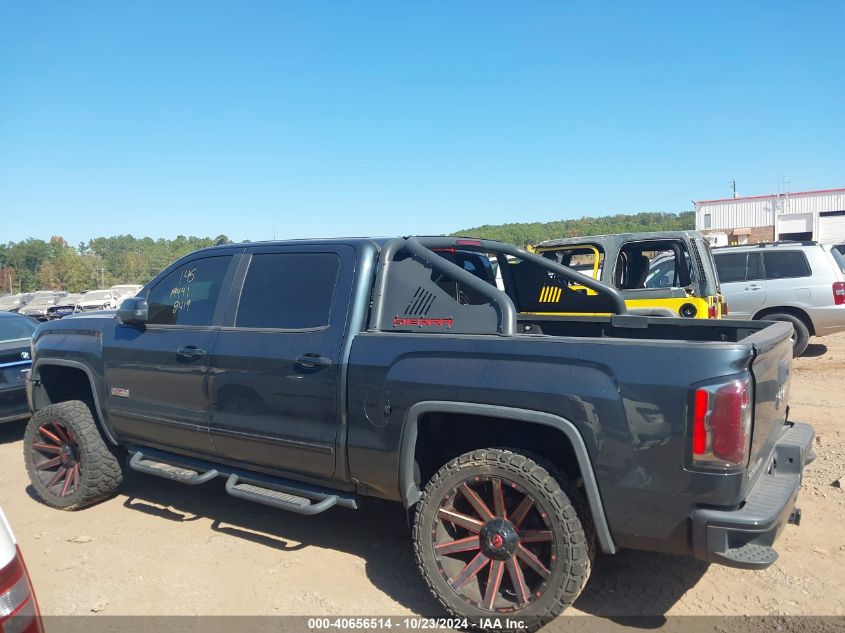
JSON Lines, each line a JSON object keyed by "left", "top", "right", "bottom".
{"left": 0, "top": 383, "right": 30, "bottom": 423}
{"left": 691, "top": 421, "right": 814, "bottom": 569}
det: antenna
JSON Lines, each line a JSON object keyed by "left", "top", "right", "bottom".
{"left": 731, "top": 179, "right": 737, "bottom": 198}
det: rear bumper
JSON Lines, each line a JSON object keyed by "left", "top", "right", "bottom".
{"left": 691, "top": 421, "right": 814, "bottom": 569}
{"left": 808, "top": 305, "right": 845, "bottom": 337}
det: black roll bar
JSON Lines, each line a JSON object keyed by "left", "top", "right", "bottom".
{"left": 404, "top": 237, "right": 517, "bottom": 335}
{"left": 369, "top": 236, "right": 628, "bottom": 335}
{"left": 412, "top": 237, "right": 628, "bottom": 316}
{"left": 369, "top": 237, "right": 518, "bottom": 335}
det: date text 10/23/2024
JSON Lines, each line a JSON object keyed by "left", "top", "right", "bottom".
{"left": 307, "top": 618, "right": 528, "bottom": 630}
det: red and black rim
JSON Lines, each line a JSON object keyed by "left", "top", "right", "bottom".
{"left": 432, "top": 475, "right": 556, "bottom": 612}
{"left": 31, "top": 421, "right": 81, "bottom": 498}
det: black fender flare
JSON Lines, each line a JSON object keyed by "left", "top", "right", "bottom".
{"left": 399, "top": 401, "right": 616, "bottom": 554}
{"left": 31, "top": 358, "right": 119, "bottom": 446}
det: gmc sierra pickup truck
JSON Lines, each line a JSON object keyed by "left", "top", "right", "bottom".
{"left": 23, "top": 236, "right": 813, "bottom": 630}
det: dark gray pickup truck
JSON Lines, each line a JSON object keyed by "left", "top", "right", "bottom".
{"left": 23, "top": 236, "right": 813, "bottom": 630}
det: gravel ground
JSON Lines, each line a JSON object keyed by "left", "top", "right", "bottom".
{"left": 0, "top": 331, "right": 843, "bottom": 626}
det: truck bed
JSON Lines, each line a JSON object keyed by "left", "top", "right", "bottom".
{"left": 516, "top": 313, "right": 780, "bottom": 343}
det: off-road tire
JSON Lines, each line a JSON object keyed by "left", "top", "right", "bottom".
{"left": 412, "top": 448, "right": 594, "bottom": 632}
{"left": 763, "top": 313, "right": 810, "bottom": 357}
{"left": 24, "top": 400, "right": 124, "bottom": 510}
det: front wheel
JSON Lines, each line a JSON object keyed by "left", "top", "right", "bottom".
{"left": 412, "top": 449, "right": 593, "bottom": 632}
{"left": 23, "top": 400, "right": 124, "bottom": 510}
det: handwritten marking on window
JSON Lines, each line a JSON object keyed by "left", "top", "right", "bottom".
{"left": 172, "top": 299, "right": 192, "bottom": 314}
{"left": 170, "top": 267, "right": 197, "bottom": 314}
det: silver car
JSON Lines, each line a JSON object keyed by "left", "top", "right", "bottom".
{"left": 713, "top": 241, "right": 845, "bottom": 356}
{"left": 0, "top": 294, "right": 27, "bottom": 312}
{"left": 76, "top": 288, "right": 121, "bottom": 312}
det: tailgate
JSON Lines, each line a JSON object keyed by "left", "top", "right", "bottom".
{"left": 745, "top": 320, "right": 794, "bottom": 485}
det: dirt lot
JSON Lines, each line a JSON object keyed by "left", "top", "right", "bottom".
{"left": 1, "top": 333, "right": 844, "bottom": 623}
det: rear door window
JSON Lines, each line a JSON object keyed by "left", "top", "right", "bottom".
{"left": 236, "top": 253, "right": 340, "bottom": 329}
{"left": 746, "top": 252, "right": 764, "bottom": 281}
{"left": 763, "top": 251, "right": 811, "bottom": 280}
{"left": 714, "top": 253, "right": 747, "bottom": 283}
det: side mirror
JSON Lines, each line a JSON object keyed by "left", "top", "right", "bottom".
{"left": 117, "top": 297, "right": 149, "bottom": 325}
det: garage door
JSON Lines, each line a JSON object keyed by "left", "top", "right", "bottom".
{"left": 777, "top": 212, "right": 813, "bottom": 238}
{"left": 818, "top": 213, "right": 845, "bottom": 243}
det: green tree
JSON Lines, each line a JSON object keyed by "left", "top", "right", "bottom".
{"left": 452, "top": 211, "right": 695, "bottom": 247}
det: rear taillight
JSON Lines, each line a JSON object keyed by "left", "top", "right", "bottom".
{"left": 833, "top": 282, "right": 845, "bottom": 305}
{"left": 691, "top": 375, "right": 752, "bottom": 470}
{"left": 0, "top": 547, "right": 43, "bottom": 633}
{"left": 707, "top": 304, "right": 717, "bottom": 319}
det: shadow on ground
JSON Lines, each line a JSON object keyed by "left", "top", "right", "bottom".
{"left": 118, "top": 470, "right": 441, "bottom": 615}
{"left": 116, "top": 470, "right": 708, "bottom": 621}
{"left": 575, "top": 550, "right": 709, "bottom": 625}
{"left": 0, "top": 419, "right": 26, "bottom": 445}
{"left": 801, "top": 343, "right": 828, "bottom": 358}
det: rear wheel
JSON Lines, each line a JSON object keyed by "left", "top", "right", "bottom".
{"left": 23, "top": 400, "right": 124, "bottom": 510}
{"left": 412, "top": 449, "right": 593, "bottom": 632}
{"left": 762, "top": 313, "right": 809, "bottom": 357}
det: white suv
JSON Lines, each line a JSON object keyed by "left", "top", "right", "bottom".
{"left": 713, "top": 241, "right": 845, "bottom": 356}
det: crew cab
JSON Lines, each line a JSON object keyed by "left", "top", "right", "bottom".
{"left": 23, "top": 236, "right": 813, "bottom": 630}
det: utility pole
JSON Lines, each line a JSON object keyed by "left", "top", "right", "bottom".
{"left": 781, "top": 174, "right": 790, "bottom": 213}
{"left": 731, "top": 180, "right": 737, "bottom": 198}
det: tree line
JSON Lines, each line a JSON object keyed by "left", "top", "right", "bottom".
{"left": 1, "top": 210, "right": 694, "bottom": 293}
{"left": 451, "top": 211, "right": 695, "bottom": 247}
{"left": 0, "top": 234, "right": 231, "bottom": 294}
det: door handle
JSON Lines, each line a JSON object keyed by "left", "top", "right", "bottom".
{"left": 177, "top": 346, "right": 208, "bottom": 361}
{"left": 745, "top": 284, "right": 762, "bottom": 291}
{"left": 295, "top": 354, "right": 333, "bottom": 368}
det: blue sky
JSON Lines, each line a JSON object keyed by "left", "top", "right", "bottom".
{"left": 1, "top": 1, "right": 843, "bottom": 245}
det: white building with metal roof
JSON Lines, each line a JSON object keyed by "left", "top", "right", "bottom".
{"left": 694, "top": 187, "right": 845, "bottom": 245}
